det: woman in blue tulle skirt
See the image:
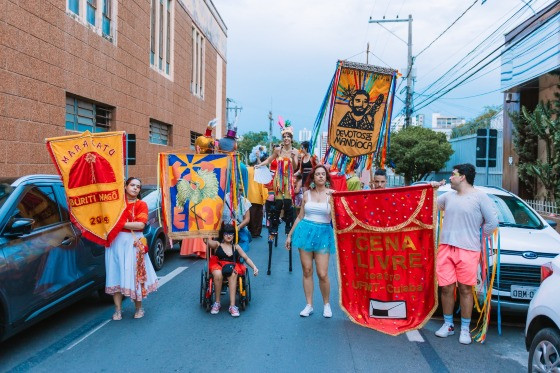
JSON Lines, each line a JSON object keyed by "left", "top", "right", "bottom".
{"left": 286, "top": 164, "right": 335, "bottom": 319}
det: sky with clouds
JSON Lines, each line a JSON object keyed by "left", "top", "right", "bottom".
{"left": 212, "top": 0, "right": 553, "bottom": 137}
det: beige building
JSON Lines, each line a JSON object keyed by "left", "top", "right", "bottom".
{"left": 1, "top": 0, "right": 227, "bottom": 183}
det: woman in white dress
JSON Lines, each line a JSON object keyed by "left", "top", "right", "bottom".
{"left": 105, "top": 177, "right": 158, "bottom": 320}
{"left": 286, "top": 165, "right": 336, "bottom": 318}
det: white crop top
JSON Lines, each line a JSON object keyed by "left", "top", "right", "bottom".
{"left": 303, "top": 191, "right": 332, "bottom": 224}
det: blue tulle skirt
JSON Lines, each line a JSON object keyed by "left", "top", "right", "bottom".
{"left": 291, "top": 219, "right": 335, "bottom": 255}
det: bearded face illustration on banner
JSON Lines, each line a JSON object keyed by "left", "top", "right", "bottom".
{"left": 328, "top": 62, "right": 396, "bottom": 158}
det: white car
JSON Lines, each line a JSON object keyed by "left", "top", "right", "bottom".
{"left": 437, "top": 184, "right": 560, "bottom": 313}
{"left": 525, "top": 255, "right": 560, "bottom": 372}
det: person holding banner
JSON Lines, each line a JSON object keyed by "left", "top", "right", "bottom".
{"left": 434, "top": 164, "right": 498, "bottom": 344}
{"left": 295, "top": 141, "right": 317, "bottom": 189}
{"left": 105, "top": 177, "right": 158, "bottom": 320}
{"left": 286, "top": 165, "right": 335, "bottom": 318}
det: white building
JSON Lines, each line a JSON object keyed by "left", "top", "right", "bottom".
{"left": 390, "top": 114, "right": 418, "bottom": 132}
{"left": 431, "top": 113, "right": 466, "bottom": 129}
{"left": 299, "top": 128, "right": 311, "bottom": 142}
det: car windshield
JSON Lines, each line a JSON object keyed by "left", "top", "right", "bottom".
{"left": 0, "top": 183, "right": 15, "bottom": 210}
{"left": 488, "top": 194, "right": 543, "bottom": 229}
{"left": 142, "top": 189, "right": 161, "bottom": 211}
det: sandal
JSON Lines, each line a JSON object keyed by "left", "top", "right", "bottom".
{"left": 134, "top": 308, "right": 145, "bottom": 319}
{"left": 112, "top": 309, "right": 122, "bottom": 321}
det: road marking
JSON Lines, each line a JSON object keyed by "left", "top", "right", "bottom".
{"left": 158, "top": 266, "right": 188, "bottom": 286}
{"left": 58, "top": 266, "right": 189, "bottom": 353}
{"left": 60, "top": 319, "right": 111, "bottom": 352}
{"left": 406, "top": 330, "right": 425, "bottom": 342}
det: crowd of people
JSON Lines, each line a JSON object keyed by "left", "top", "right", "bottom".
{"left": 102, "top": 121, "right": 497, "bottom": 344}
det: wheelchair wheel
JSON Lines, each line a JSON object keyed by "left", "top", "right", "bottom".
{"left": 199, "top": 269, "right": 206, "bottom": 306}
{"left": 246, "top": 272, "right": 252, "bottom": 302}
{"left": 204, "top": 278, "right": 214, "bottom": 312}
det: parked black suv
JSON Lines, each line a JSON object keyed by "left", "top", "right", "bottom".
{"left": 0, "top": 175, "right": 106, "bottom": 342}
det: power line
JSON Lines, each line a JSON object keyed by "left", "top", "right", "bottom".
{"left": 413, "top": 9, "right": 556, "bottom": 113}
{"left": 414, "top": 0, "right": 536, "bottom": 100}
{"left": 416, "top": 0, "right": 479, "bottom": 58}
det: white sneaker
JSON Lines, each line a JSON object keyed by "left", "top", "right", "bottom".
{"left": 299, "top": 304, "right": 313, "bottom": 317}
{"left": 323, "top": 303, "right": 332, "bottom": 318}
{"left": 435, "top": 322, "right": 455, "bottom": 337}
{"left": 459, "top": 328, "right": 472, "bottom": 345}
{"left": 210, "top": 302, "right": 220, "bottom": 315}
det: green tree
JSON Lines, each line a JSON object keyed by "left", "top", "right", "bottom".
{"left": 237, "top": 131, "right": 285, "bottom": 164}
{"left": 519, "top": 102, "right": 560, "bottom": 201}
{"left": 508, "top": 110, "right": 538, "bottom": 197}
{"left": 389, "top": 126, "right": 453, "bottom": 185}
{"left": 451, "top": 105, "right": 501, "bottom": 138}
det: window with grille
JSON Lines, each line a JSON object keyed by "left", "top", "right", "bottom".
{"left": 150, "top": 0, "right": 173, "bottom": 76}
{"left": 191, "top": 25, "right": 205, "bottom": 98}
{"left": 149, "top": 120, "right": 171, "bottom": 146}
{"left": 65, "top": 96, "right": 111, "bottom": 132}
{"left": 190, "top": 131, "right": 202, "bottom": 150}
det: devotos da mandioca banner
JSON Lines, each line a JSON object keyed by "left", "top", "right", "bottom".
{"left": 328, "top": 61, "right": 396, "bottom": 158}
{"left": 331, "top": 185, "right": 438, "bottom": 336}
{"left": 46, "top": 131, "right": 127, "bottom": 246}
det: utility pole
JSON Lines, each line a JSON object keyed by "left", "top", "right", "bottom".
{"left": 226, "top": 98, "right": 243, "bottom": 128}
{"left": 268, "top": 110, "right": 273, "bottom": 150}
{"left": 369, "top": 14, "right": 413, "bottom": 127}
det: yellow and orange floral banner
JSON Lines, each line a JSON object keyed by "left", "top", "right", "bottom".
{"left": 46, "top": 131, "right": 127, "bottom": 246}
{"left": 159, "top": 153, "right": 229, "bottom": 239}
{"left": 331, "top": 184, "right": 438, "bottom": 336}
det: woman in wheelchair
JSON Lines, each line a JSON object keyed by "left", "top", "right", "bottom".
{"left": 206, "top": 224, "right": 259, "bottom": 317}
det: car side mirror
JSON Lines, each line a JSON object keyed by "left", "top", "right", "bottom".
{"left": 5, "top": 218, "right": 34, "bottom": 237}
{"left": 545, "top": 219, "right": 558, "bottom": 229}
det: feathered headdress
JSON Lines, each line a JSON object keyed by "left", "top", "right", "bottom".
{"left": 278, "top": 116, "right": 293, "bottom": 137}
{"left": 195, "top": 118, "right": 217, "bottom": 154}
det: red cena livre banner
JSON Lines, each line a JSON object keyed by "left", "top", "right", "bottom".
{"left": 46, "top": 131, "right": 127, "bottom": 246}
{"left": 331, "top": 184, "right": 437, "bottom": 336}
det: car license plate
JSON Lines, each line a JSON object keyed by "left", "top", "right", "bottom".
{"left": 510, "top": 285, "right": 538, "bottom": 300}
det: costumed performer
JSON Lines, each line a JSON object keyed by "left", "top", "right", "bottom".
{"left": 255, "top": 120, "right": 299, "bottom": 236}
{"left": 180, "top": 118, "right": 217, "bottom": 259}
{"left": 286, "top": 165, "right": 335, "bottom": 318}
{"left": 105, "top": 177, "right": 158, "bottom": 320}
{"left": 247, "top": 145, "right": 269, "bottom": 238}
{"left": 295, "top": 140, "right": 318, "bottom": 190}
{"left": 206, "top": 224, "right": 259, "bottom": 317}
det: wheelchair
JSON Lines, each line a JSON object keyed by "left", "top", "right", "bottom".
{"left": 199, "top": 257, "right": 251, "bottom": 312}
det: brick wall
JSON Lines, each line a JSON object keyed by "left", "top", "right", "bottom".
{"left": 0, "top": 0, "right": 227, "bottom": 183}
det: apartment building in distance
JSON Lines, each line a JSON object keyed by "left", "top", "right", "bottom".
{"left": 1, "top": 0, "right": 227, "bottom": 182}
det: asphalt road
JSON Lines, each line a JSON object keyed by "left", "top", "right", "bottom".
{"left": 1, "top": 233, "right": 528, "bottom": 373}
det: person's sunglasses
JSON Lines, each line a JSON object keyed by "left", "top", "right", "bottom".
{"left": 224, "top": 232, "right": 234, "bottom": 236}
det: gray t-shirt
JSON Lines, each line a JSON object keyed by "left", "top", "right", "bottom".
{"left": 437, "top": 189, "right": 499, "bottom": 252}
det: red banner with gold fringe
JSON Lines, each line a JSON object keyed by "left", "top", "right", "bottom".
{"left": 331, "top": 184, "right": 437, "bottom": 335}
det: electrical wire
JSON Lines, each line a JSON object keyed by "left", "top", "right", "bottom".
{"left": 416, "top": 0, "right": 479, "bottom": 58}
{"left": 413, "top": 1, "right": 552, "bottom": 112}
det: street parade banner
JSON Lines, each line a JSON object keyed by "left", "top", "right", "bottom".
{"left": 159, "top": 153, "right": 228, "bottom": 239}
{"left": 309, "top": 60, "right": 398, "bottom": 174}
{"left": 328, "top": 62, "right": 395, "bottom": 158}
{"left": 46, "top": 131, "right": 127, "bottom": 246}
{"left": 331, "top": 184, "right": 438, "bottom": 336}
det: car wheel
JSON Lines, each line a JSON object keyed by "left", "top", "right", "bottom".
{"left": 150, "top": 236, "right": 166, "bottom": 271}
{"left": 528, "top": 327, "right": 560, "bottom": 373}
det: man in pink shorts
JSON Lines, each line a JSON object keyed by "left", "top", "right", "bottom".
{"left": 435, "top": 163, "right": 498, "bottom": 345}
